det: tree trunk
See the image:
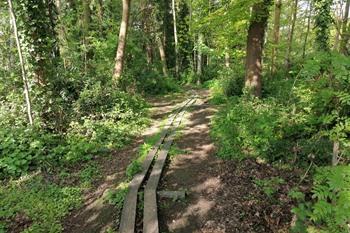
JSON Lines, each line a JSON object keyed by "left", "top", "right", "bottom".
{"left": 245, "top": 0, "right": 271, "bottom": 97}
{"left": 98, "top": 0, "right": 104, "bottom": 35}
{"left": 113, "top": 0, "right": 131, "bottom": 81}
{"left": 333, "top": 0, "right": 344, "bottom": 51}
{"left": 8, "top": 0, "right": 34, "bottom": 125}
{"left": 302, "top": 0, "right": 312, "bottom": 58}
{"left": 197, "top": 33, "right": 203, "bottom": 85}
{"left": 340, "top": 0, "right": 350, "bottom": 55}
{"left": 172, "top": 0, "right": 179, "bottom": 78}
{"left": 157, "top": 35, "right": 168, "bottom": 77}
{"left": 271, "top": 0, "right": 281, "bottom": 74}
{"left": 285, "top": 0, "right": 298, "bottom": 69}
{"left": 225, "top": 49, "right": 230, "bottom": 68}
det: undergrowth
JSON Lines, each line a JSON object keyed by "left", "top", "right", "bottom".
{"left": 210, "top": 52, "right": 350, "bottom": 232}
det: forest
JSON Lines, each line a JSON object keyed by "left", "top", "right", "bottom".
{"left": 0, "top": 0, "right": 349, "bottom": 232}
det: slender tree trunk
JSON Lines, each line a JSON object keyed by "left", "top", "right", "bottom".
{"left": 285, "top": 0, "right": 298, "bottom": 69}
{"left": 113, "top": 0, "right": 131, "bottom": 81}
{"left": 225, "top": 48, "right": 230, "bottom": 68}
{"left": 333, "top": 0, "right": 343, "bottom": 51}
{"left": 8, "top": 0, "right": 34, "bottom": 125}
{"left": 172, "top": 0, "right": 179, "bottom": 78}
{"left": 197, "top": 33, "right": 203, "bottom": 85}
{"left": 141, "top": 0, "right": 153, "bottom": 65}
{"left": 157, "top": 35, "right": 168, "bottom": 76}
{"left": 340, "top": 0, "right": 350, "bottom": 55}
{"left": 332, "top": 141, "right": 340, "bottom": 166}
{"left": 98, "top": 0, "right": 104, "bottom": 35}
{"left": 271, "top": 0, "right": 281, "bottom": 74}
{"left": 245, "top": 0, "right": 271, "bottom": 97}
{"left": 302, "top": 0, "right": 312, "bottom": 58}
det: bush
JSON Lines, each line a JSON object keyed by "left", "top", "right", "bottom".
{"left": 0, "top": 82, "right": 149, "bottom": 178}
{"left": 211, "top": 97, "right": 283, "bottom": 160}
{"left": 293, "top": 166, "right": 350, "bottom": 233}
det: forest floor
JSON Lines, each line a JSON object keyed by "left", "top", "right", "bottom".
{"left": 63, "top": 88, "right": 306, "bottom": 233}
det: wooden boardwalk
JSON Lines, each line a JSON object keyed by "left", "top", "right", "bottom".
{"left": 119, "top": 97, "right": 196, "bottom": 233}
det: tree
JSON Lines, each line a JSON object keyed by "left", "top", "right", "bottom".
{"left": 113, "top": 0, "right": 131, "bottom": 81}
{"left": 245, "top": 0, "right": 272, "bottom": 97}
{"left": 302, "top": 0, "right": 312, "bottom": 58}
{"left": 271, "top": 0, "right": 282, "bottom": 73}
{"left": 8, "top": 0, "right": 33, "bottom": 125}
{"left": 340, "top": 0, "right": 350, "bottom": 55}
{"left": 285, "top": 0, "right": 298, "bottom": 69}
{"left": 313, "top": 0, "right": 332, "bottom": 52}
{"left": 172, "top": 0, "right": 179, "bottom": 78}
{"left": 197, "top": 33, "right": 203, "bottom": 84}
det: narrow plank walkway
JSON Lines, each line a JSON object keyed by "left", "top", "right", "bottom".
{"left": 143, "top": 98, "right": 196, "bottom": 233}
{"left": 119, "top": 97, "right": 195, "bottom": 233}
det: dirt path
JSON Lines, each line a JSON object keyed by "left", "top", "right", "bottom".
{"left": 63, "top": 93, "right": 188, "bottom": 233}
{"left": 158, "top": 90, "right": 301, "bottom": 233}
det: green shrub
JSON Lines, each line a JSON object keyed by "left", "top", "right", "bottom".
{"left": 211, "top": 97, "right": 283, "bottom": 160}
{"left": 292, "top": 166, "right": 350, "bottom": 233}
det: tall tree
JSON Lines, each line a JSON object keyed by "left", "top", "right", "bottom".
{"left": 302, "top": 0, "right": 312, "bottom": 58}
{"left": 313, "top": 0, "right": 332, "bottom": 52}
{"left": 197, "top": 33, "right": 203, "bottom": 84}
{"left": 285, "top": 0, "right": 298, "bottom": 69}
{"left": 113, "top": 0, "right": 131, "bottom": 81}
{"left": 8, "top": 0, "right": 33, "bottom": 125}
{"left": 245, "top": 0, "right": 272, "bottom": 97}
{"left": 172, "top": 0, "right": 179, "bottom": 78}
{"left": 271, "top": 0, "right": 282, "bottom": 73}
{"left": 340, "top": 0, "right": 350, "bottom": 55}
{"left": 82, "top": 0, "right": 91, "bottom": 73}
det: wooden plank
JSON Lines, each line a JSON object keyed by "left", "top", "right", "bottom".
{"left": 157, "top": 190, "right": 186, "bottom": 200}
{"left": 119, "top": 97, "right": 194, "bottom": 233}
{"left": 143, "top": 99, "right": 196, "bottom": 233}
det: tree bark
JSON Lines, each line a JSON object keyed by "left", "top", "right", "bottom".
{"left": 98, "top": 0, "right": 104, "bottom": 35}
{"left": 172, "top": 0, "right": 179, "bottom": 78}
{"left": 8, "top": 0, "right": 34, "bottom": 125}
{"left": 333, "top": 0, "right": 344, "bottom": 51}
{"left": 157, "top": 35, "right": 168, "bottom": 76}
{"left": 225, "top": 48, "right": 230, "bottom": 68}
{"left": 285, "top": 0, "right": 298, "bottom": 69}
{"left": 340, "top": 0, "right": 350, "bottom": 55}
{"left": 302, "top": 0, "right": 312, "bottom": 58}
{"left": 245, "top": 0, "right": 271, "bottom": 97}
{"left": 271, "top": 0, "right": 281, "bottom": 74}
{"left": 197, "top": 33, "right": 203, "bottom": 85}
{"left": 113, "top": 0, "right": 131, "bottom": 81}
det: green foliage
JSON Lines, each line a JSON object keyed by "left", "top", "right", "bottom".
{"left": 293, "top": 166, "right": 350, "bottom": 233}
{"left": 0, "top": 176, "right": 82, "bottom": 232}
{"left": 106, "top": 182, "right": 129, "bottom": 209}
{"left": 211, "top": 97, "right": 283, "bottom": 160}
{"left": 254, "top": 177, "right": 285, "bottom": 198}
{"left": 119, "top": 71, "right": 180, "bottom": 95}
{"left": 0, "top": 82, "right": 149, "bottom": 178}
{"left": 288, "top": 188, "right": 305, "bottom": 201}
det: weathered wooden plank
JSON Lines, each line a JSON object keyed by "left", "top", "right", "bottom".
{"left": 143, "top": 98, "right": 196, "bottom": 233}
{"left": 119, "top": 97, "right": 194, "bottom": 233}
{"left": 157, "top": 190, "right": 186, "bottom": 200}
